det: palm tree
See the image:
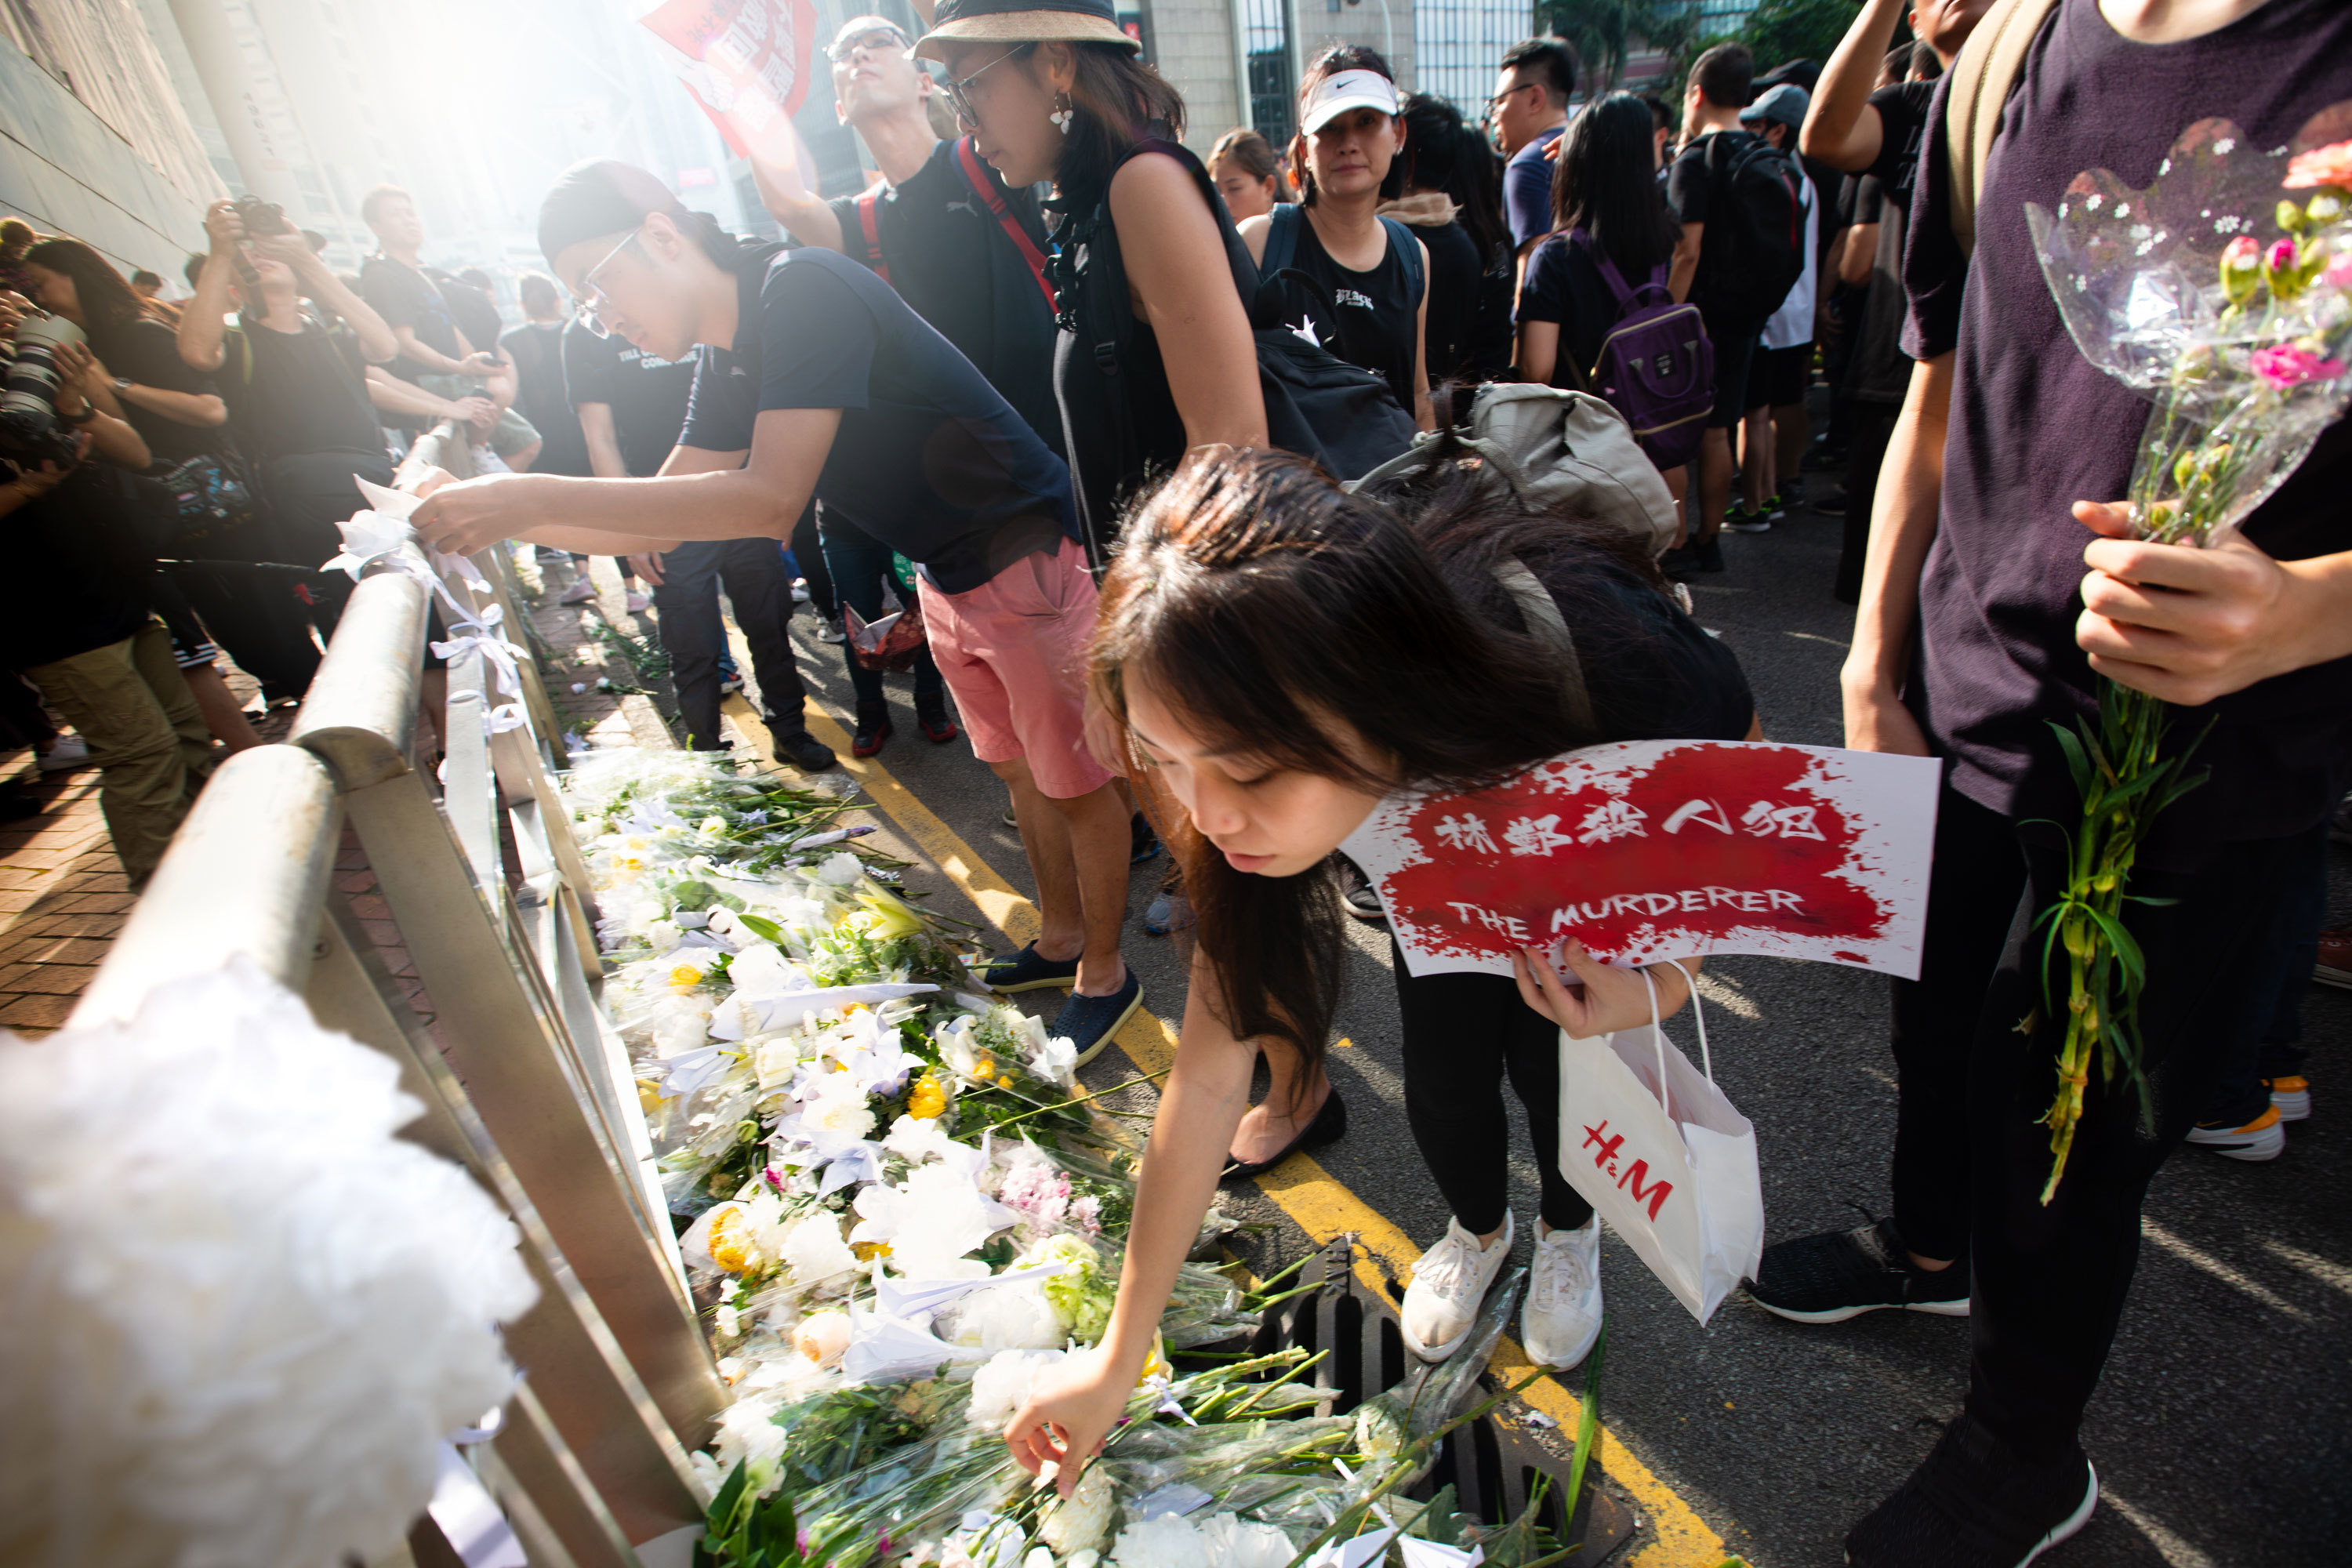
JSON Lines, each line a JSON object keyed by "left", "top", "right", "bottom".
{"left": 1537, "top": 0, "right": 1699, "bottom": 90}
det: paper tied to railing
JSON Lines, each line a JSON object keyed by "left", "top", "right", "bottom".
{"left": 639, "top": 0, "right": 820, "bottom": 160}
{"left": 1341, "top": 739, "right": 1941, "bottom": 982}
{"left": 430, "top": 604, "right": 527, "bottom": 702}
{"left": 340, "top": 477, "right": 499, "bottom": 625}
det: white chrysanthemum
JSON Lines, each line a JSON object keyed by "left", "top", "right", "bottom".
{"left": 0, "top": 964, "right": 538, "bottom": 1568}
{"left": 884, "top": 1111, "right": 958, "bottom": 1164}
{"left": 800, "top": 1075, "right": 877, "bottom": 1142}
{"left": 1039, "top": 1463, "right": 1117, "bottom": 1558}
{"left": 941, "top": 1279, "right": 1065, "bottom": 1352}
{"left": 1196, "top": 1512, "right": 1295, "bottom": 1568}
{"left": 816, "top": 851, "right": 864, "bottom": 886}
{"left": 780, "top": 1214, "right": 859, "bottom": 1289}
{"left": 1112, "top": 1512, "right": 1207, "bottom": 1568}
{"left": 967, "top": 1347, "right": 1065, "bottom": 1430}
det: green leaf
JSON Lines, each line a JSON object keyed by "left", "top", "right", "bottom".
{"left": 2047, "top": 721, "right": 2093, "bottom": 796}
{"left": 735, "top": 912, "right": 786, "bottom": 947}
{"left": 2080, "top": 906, "right": 2147, "bottom": 990}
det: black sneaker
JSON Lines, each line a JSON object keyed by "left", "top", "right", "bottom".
{"left": 775, "top": 729, "right": 837, "bottom": 772}
{"left": 1748, "top": 1217, "right": 1969, "bottom": 1323}
{"left": 982, "top": 942, "right": 1080, "bottom": 993}
{"left": 1815, "top": 487, "right": 1850, "bottom": 517}
{"left": 1846, "top": 1416, "right": 2097, "bottom": 1567}
{"left": 851, "top": 702, "right": 891, "bottom": 759}
{"left": 1049, "top": 967, "right": 1143, "bottom": 1066}
{"left": 1663, "top": 535, "right": 1726, "bottom": 579}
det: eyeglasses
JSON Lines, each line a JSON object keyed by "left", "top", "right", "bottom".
{"left": 569, "top": 229, "right": 638, "bottom": 338}
{"left": 1486, "top": 80, "right": 1538, "bottom": 114}
{"left": 827, "top": 25, "right": 912, "bottom": 63}
{"left": 943, "top": 42, "right": 1036, "bottom": 131}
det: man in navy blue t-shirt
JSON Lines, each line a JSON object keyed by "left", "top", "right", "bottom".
{"left": 412, "top": 159, "right": 1143, "bottom": 1062}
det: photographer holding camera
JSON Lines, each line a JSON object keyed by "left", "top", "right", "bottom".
{"left": 179, "top": 199, "right": 405, "bottom": 648}
{"left": 20, "top": 238, "right": 320, "bottom": 726}
{"left": 0, "top": 291, "right": 214, "bottom": 888}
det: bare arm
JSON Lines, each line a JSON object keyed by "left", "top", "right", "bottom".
{"left": 452, "top": 328, "right": 518, "bottom": 411}
{"left": 95, "top": 351, "right": 225, "bottom": 428}
{"left": 1516, "top": 318, "right": 1560, "bottom": 385}
{"left": 1005, "top": 947, "right": 1258, "bottom": 1496}
{"left": 1668, "top": 221, "right": 1703, "bottom": 304}
{"left": 411, "top": 409, "right": 835, "bottom": 557}
{"left": 1839, "top": 221, "right": 1879, "bottom": 287}
{"left": 1840, "top": 352, "right": 1951, "bottom": 755}
{"left": 390, "top": 322, "right": 489, "bottom": 378}
{"left": 277, "top": 239, "right": 398, "bottom": 363}
{"left": 577, "top": 401, "right": 628, "bottom": 479}
{"left": 178, "top": 202, "right": 242, "bottom": 373}
{"left": 1412, "top": 237, "right": 1432, "bottom": 432}
{"left": 50, "top": 347, "right": 149, "bottom": 469}
{"left": 1800, "top": 0, "right": 1906, "bottom": 172}
{"left": 1111, "top": 153, "right": 1266, "bottom": 449}
{"left": 365, "top": 365, "right": 487, "bottom": 425}
{"left": 750, "top": 122, "right": 847, "bottom": 255}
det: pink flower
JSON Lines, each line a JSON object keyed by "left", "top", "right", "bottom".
{"left": 2325, "top": 253, "right": 2352, "bottom": 292}
{"left": 2267, "top": 238, "right": 2298, "bottom": 273}
{"left": 2222, "top": 235, "right": 2260, "bottom": 267}
{"left": 2284, "top": 140, "right": 2352, "bottom": 191}
{"left": 2250, "top": 343, "right": 2348, "bottom": 388}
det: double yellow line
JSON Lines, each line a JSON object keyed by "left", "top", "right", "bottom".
{"left": 752, "top": 695, "right": 1732, "bottom": 1566}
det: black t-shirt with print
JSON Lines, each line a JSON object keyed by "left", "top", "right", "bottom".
{"left": 360, "top": 254, "right": 461, "bottom": 383}
{"left": 830, "top": 137, "right": 1064, "bottom": 456}
{"left": 678, "top": 244, "right": 1076, "bottom": 594}
{"left": 562, "top": 319, "right": 695, "bottom": 477}
{"left": 220, "top": 314, "right": 381, "bottom": 466}
{"left": 1902, "top": 0, "right": 2352, "bottom": 855}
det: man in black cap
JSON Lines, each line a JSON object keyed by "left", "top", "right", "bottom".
{"left": 410, "top": 159, "right": 1142, "bottom": 1063}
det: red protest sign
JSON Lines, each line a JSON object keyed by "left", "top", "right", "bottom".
{"left": 641, "top": 0, "right": 820, "bottom": 158}
{"left": 1341, "top": 740, "right": 1940, "bottom": 981}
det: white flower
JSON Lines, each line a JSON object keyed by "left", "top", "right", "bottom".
{"left": 753, "top": 1034, "right": 802, "bottom": 1091}
{"left": 968, "top": 1347, "right": 1067, "bottom": 1429}
{"left": 941, "top": 1279, "right": 1065, "bottom": 1352}
{"left": 855, "top": 1160, "right": 1019, "bottom": 1278}
{"left": 1040, "top": 1463, "right": 1117, "bottom": 1558}
{"left": 0, "top": 964, "right": 539, "bottom": 1568}
{"left": 779, "top": 1214, "right": 859, "bottom": 1289}
{"left": 1112, "top": 1512, "right": 1207, "bottom": 1568}
{"left": 800, "top": 1075, "right": 877, "bottom": 1142}
{"left": 792, "top": 1308, "right": 853, "bottom": 1367}
{"left": 1027, "top": 1030, "right": 1079, "bottom": 1089}
{"left": 816, "top": 850, "right": 864, "bottom": 886}
{"left": 1196, "top": 1513, "right": 1294, "bottom": 1568}
{"left": 710, "top": 1385, "right": 792, "bottom": 1474}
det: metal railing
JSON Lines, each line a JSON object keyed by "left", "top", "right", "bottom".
{"left": 68, "top": 423, "right": 722, "bottom": 1566}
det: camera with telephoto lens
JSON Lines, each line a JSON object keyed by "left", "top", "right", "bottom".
{"left": 0, "top": 309, "right": 87, "bottom": 483}
{"left": 232, "top": 194, "right": 291, "bottom": 238}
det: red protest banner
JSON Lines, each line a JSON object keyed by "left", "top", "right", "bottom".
{"left": 640, "top": 0, "right": 820, "bottom": 158}
{"left": 1341, "top": 740, "right": 1940, "bottom": 980}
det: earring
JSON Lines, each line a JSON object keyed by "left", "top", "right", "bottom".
{"left": 1051, "top": 91, "right": 1073, "bottom": 135}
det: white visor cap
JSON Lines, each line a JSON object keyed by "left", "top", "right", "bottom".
{"left": 1300, "top": 68, "right": 1401, "bottom": 134}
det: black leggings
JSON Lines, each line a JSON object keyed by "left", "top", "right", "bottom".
{"left": 1392, "top": 940, "right": 1595, "bottom": 1236}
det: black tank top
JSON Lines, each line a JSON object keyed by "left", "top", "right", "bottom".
{"left": 1277, "top": 209, "right": 1420, "bottom": 414}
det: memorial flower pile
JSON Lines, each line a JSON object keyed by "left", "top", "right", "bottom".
{"left": 2024, "top": 130, "right": 2352, "bottom": 1198}
{"left": 562, "top": 748, "right": 1575, "bottom": 1566}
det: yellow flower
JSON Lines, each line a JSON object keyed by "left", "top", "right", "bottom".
{"left": 974, "top": 1054, "right": 996, "bottom": 1080}
{"left": 636, "top": 1077, "right": 667, "bottom": 1113}
{"left": 706, "top": 1205, "right": 755, "bottom": 1273}
{"left": 851, "top": 1240, "right": 893, "bottom": 1261}
{"left": 907, "top": 1073, "right": 948, "bottom": 1120}
{"left": 996, "top": 1074, "right": 1014, "bottom": 1090}
{"left": 669, "top": 962, "right": 705, "bottom": 989}
{"left": 857, "top": 887, "right": 927, "bottom": 940}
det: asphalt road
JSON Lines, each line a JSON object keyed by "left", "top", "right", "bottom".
{"left": 693, "top": 474, "right": 2350, "bottom": 1568}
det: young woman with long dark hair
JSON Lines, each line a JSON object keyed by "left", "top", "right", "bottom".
{"left": 1388, "top": 92, "right": 1512, "bottom": 384}
{"left": 1004, "top": 446, "right": 1756, "bottom": 1494}
{"left": 1239, "top": 46, "right": 1432, "bottom": 428}
{"left": 914, "top": 0, "right": 1265, "bottom": 554}
{"left": 1515, "top": 92, "right": 1684, "bottom": 390}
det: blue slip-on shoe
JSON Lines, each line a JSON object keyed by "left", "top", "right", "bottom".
{"left": 1050, "top": 969, "right": 1143, "bottom": 1066}
{"left": 980, "top": 943, "right": 1080, "bottom": 993}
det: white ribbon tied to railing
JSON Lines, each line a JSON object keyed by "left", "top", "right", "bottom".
{"left": 430, "top": 603, "right": 527, "bottom": 702}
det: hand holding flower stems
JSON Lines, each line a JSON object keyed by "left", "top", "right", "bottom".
{"left": 2024, "top": 133, "right": 2352, "bottom": 1198}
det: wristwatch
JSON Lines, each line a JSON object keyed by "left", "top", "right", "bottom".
{"left": 111, "top": 376, "right": 132, "bottom": 394}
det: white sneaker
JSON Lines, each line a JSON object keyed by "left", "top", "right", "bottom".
{"left": 1521, "top": 1217, "right": 1602, "bottom": 1369}
{"left": 817, "top": 622, "right": 847, "bottom": 644}
{"left": 790, "top": 578, "right": 812, "bottom": 604}
{"left": 1401, "top": 1212, "right": 1513, "bottom": 1361}
{"left": 36, "top": 735, "right": 90, "bottom": 771}
{"left": 625, "top": 592, "right": 652, "bottom": 613}
{"left": 559, "top": 579, "right": 596, "bottom": 605}
{"left": 2184, "top": 1105, "right": 2285, "bottom": 1161}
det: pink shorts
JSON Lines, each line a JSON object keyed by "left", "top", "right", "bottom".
{"left": 918, "top": 536, "right": 1115, "bottom": 800}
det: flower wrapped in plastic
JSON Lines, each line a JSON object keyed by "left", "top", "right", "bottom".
{"left": 2020, "top": 128, "right": 2352, "bottom": 1196}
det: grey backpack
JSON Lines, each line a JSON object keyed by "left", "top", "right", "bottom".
{"left": 1349, "top": 383, "right": 1679, "bottom": 557}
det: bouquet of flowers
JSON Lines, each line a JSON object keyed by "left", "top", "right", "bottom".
{"left": 2023, "top": 128, "right": 2352, "bottom": 1197}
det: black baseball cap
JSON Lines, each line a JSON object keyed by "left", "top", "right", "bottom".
{"left": 538, "top": 159, "right": 693, "bottom": 266}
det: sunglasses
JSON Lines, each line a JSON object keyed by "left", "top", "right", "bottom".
{"left": 944, "top": 42, "right": 1036, "bottom": 131}
{"left": 568, "top": 229, "right": 638, "bottom": 339}
{"left": 827, "top": 25, "right": 912, "bottom": 63}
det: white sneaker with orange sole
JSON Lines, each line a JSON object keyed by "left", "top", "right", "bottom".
{"left": 2185, "top": 1105, "right": 2285, "bottom": 1161}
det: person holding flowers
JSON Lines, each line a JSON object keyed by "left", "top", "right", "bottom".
{"left": 1001, "top": 445, "right": 1757, "bottom": 1497}
{"left": 1771, "top": 0, "right": 2352, "bottom": 1561}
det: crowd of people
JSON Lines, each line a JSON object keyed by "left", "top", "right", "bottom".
{"left": 9, "top": 0, "right": 2347, "bottom": 1560}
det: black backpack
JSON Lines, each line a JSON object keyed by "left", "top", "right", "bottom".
{"left": 1052, "top": 141, "right": 1416, "bottom": 564}
{"left": 1690, "top": 131, "right": 1807, "bottom": 333}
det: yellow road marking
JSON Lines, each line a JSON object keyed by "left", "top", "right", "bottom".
{"left": 762, "top": 697, "right": 1731, "bottom": 1565}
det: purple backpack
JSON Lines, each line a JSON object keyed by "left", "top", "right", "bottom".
{"left": 1573, "top": 230, "right": 1713, "bottom": 471}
